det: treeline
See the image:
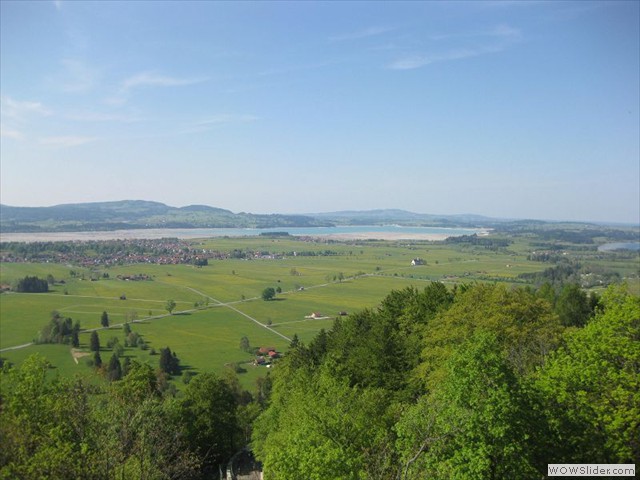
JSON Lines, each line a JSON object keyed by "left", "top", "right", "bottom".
{"left": 520, "top": 260, "right": 621, "bottom": 288}
{"left": 497, "top": 225, "right": 639, "bottom": 244}
{"left": 14, "top": 275, "right": 49, "bottom": 293}
{"left": 252, "top": 282, "right": 639, "bottom": 479}
{"left": 445, "top": 233, "right": 512, "bottom": 248}
{"left": 0, "top": 356, "right": 255, "bottom": 479}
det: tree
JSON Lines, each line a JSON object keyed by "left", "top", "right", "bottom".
{"left": 180, "top": 372, "right": 240, "bottom": 475}
{"left": 71, "top": 322, "right": 80, "bottom": 348}
{"left": 556, "top": 283, "right": 591, "bottom": 327}
{"left": 107, "top": 354, "right": 122, "bottom": 382}
{"left": 89, "top": 331, "right": 100, "bottom": 352}
{"left": 93, "top": 351, "right": 102, "bottom": 368}
{"left": 240, "top": 336, "right": 251, "bottom": 352}
{"left": 396, "top": 332, "right": 542, "bottom": 479}
{"left": 15, "top": 276, "right": 48, "bottom": 293}
{"left": 262, "top": 287, "right": 276, "bottom": 301}
{"left": 101, "top": 310, "right": 109, "bottom": 328}
{"left": 159, "top": 347, "right": 180, "bottom": 375}
{"left": 536, "top": 284, "right": 640, "bottom": 464}
{"left": 165, "top": 299, "right": 177, "bottom": 315}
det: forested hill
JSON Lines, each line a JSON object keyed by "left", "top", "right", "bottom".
{"left": 0, "top": 200, "right": 332, "bottom": 232}
{"left": 0, "top": 200, "right": 503, "bottom": 233}
{"left": 2, "top": 200, "right": 628, "bottom": 233}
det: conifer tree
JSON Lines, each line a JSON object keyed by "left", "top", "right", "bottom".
{"left": 101, "top": 311, "right": 109, "bottom": 328}
{"left": 90, "top": 331, "right": 100, "bottom": 352}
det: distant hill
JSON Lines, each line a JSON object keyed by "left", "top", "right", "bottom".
{"left": 0, "top": 201, "right": 513, "bottom": 233}
{"left": 0, "top": 201, "right": 330, "bottom": 233}
{"left": 309, "top": 209, "right": 504, "bottom": 227}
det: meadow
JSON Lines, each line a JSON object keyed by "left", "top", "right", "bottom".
{"left": 1, "top": 234, "right": 637, "bottom": 390}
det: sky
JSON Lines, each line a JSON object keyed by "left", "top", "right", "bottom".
{"left": 1, "top": 1, "right": 638, "bottom": 223}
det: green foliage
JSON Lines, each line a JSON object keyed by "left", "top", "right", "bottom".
{"left": 14, "top": 275, "right": 48, "bottom": 293}
{"left": 535, "top": 284, "right": 640, "bottom": 463}
{"left": 106, "top": 354, "right": 122, "bottom": 382}
{"left": 89, "top": 330, "right": 100, "bottom": 352}
{"left": 396, "top": 333, "right": 541, "bottom": 479}
{"left": 419, "top": 283, "right": 562, "bottom": 386}
{"left": 0, "top": 355, "right": 104, "bottom": 479}
{"left": 165, "top": 299, "right": 177, "bottom": 314}
{"left": 555, "top": 283, "right": 591, "bottom": 327}
{"left": 240, "top": 335, "right": 251, "bottom": 352}
{"left": 100, "top": 310, "right": 109, "bottom": 328}
{"left": 262, "top": 287, "right": 276, "bottom": 301}
{"left": 253, "top": 363, "right": 396, "bottom": 480}
{"left": 36, "top": 312, "right": 79, "bottom": 345}
{"left": 180, "top": 372, "right": 239, "bottom": 473}
{"left": 159, "top": 347, "right": 180, "bottom": 375}
{"left": 93, "top": 351, "right": 102, "bottom": 368}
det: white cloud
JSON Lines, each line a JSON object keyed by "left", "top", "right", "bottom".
{"left": 431, "top": 23, "right": 522, "bottom": 41}
{"left": 389, "top": 23, "right": 520, "bottom": 71}
{"left": 65, "top": 111, "right": 143, "bottom": 123}
{"left": 121, "top": 72, "right": 207, "bottom": 91}
{"left": 0, "top": 127, "right": 25, "bottom": 140}
{"left": 182, "top": 114, "right": 259, "bottom": 134}
{"left": 1, "top": 96, "right": 53, "bottom": 119}
{"left": 388, "top": 47, "right": 502, "bottom": 70}
{"left": 195, "top": 114, "right": 259, "bottom": 126}
{"left": 329, "top": 26, "right": 394, "bottom": 42}
{"left": 39, "top": 136, "right": 97, "bottom": 148}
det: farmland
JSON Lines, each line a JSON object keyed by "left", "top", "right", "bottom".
{"left": 1, "top": 232, "right": 638, "bottom": 389}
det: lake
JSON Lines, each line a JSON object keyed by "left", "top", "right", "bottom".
{"left": 0, "top": 225, "right": 487, "bottom": 243}
{"left": 597, "top": 242, "right": 640, "bottom": 252}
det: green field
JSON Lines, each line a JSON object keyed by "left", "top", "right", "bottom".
{"left": 2, "top": 235, "right": 638, "bottom": 390}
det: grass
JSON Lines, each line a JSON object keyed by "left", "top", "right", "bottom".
{"left": 2, "top": 235, "right": 637, "bottom": 391}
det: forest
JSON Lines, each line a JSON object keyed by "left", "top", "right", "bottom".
{"left": 1, "top": 281, "right": 637, "bottom": 479}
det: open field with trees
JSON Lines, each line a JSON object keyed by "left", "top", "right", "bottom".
{"left": 1, "top": 231, "right": 638, "bottom": 385}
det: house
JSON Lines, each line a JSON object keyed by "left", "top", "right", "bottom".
{"left": 411, "top": 258, "right": 425, "bottom": 266}
{"left": 258, "top": 346, "right": 276, "bottom": 355}
{"left": 268, "top": 350, "right": 278, "bottom": 358}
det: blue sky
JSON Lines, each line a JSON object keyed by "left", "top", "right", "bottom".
{"left": 1, "top": 1, "right": 638, "bottom": 223}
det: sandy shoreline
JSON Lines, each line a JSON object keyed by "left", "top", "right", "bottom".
{"left": 0, "top": 229, "right": 466, "bottom": 243}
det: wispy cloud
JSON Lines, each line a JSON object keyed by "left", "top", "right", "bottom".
{"left": 388, "top": 45, "right": 504, "bottom": 70}
{"left": 430, "top": 23, "right": 521, "bottom": 41}
{"left": 389, "top": 23, "right": 521, "bottom": 71}
{"left": 106, "top": 72, "right": 208, "bottom": 105}
{"left": 0, "top": 127, "right": 25, "bottom": 140}
{"left": 195, "top": 114, "right": 259, "bottom": 126}
{"left": 329, "top": 26, "right": 394, "bottom": 42}
{"left": 64, "top": 111, "right": 143, "bottom": 123}
{"left": 121, "top": 72, "right": 207, "bottom": 91}
{"left": 1, "top": 96, "right": 53, "bottom": 119}
{"left": 181, "top": 114, "right": 259, "bottom": 134}
{"left": 53, "top": 0, "right": 62, "bottom": 10}
{"left": 39, "top": 136, "right": 98, "bottom": 148}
